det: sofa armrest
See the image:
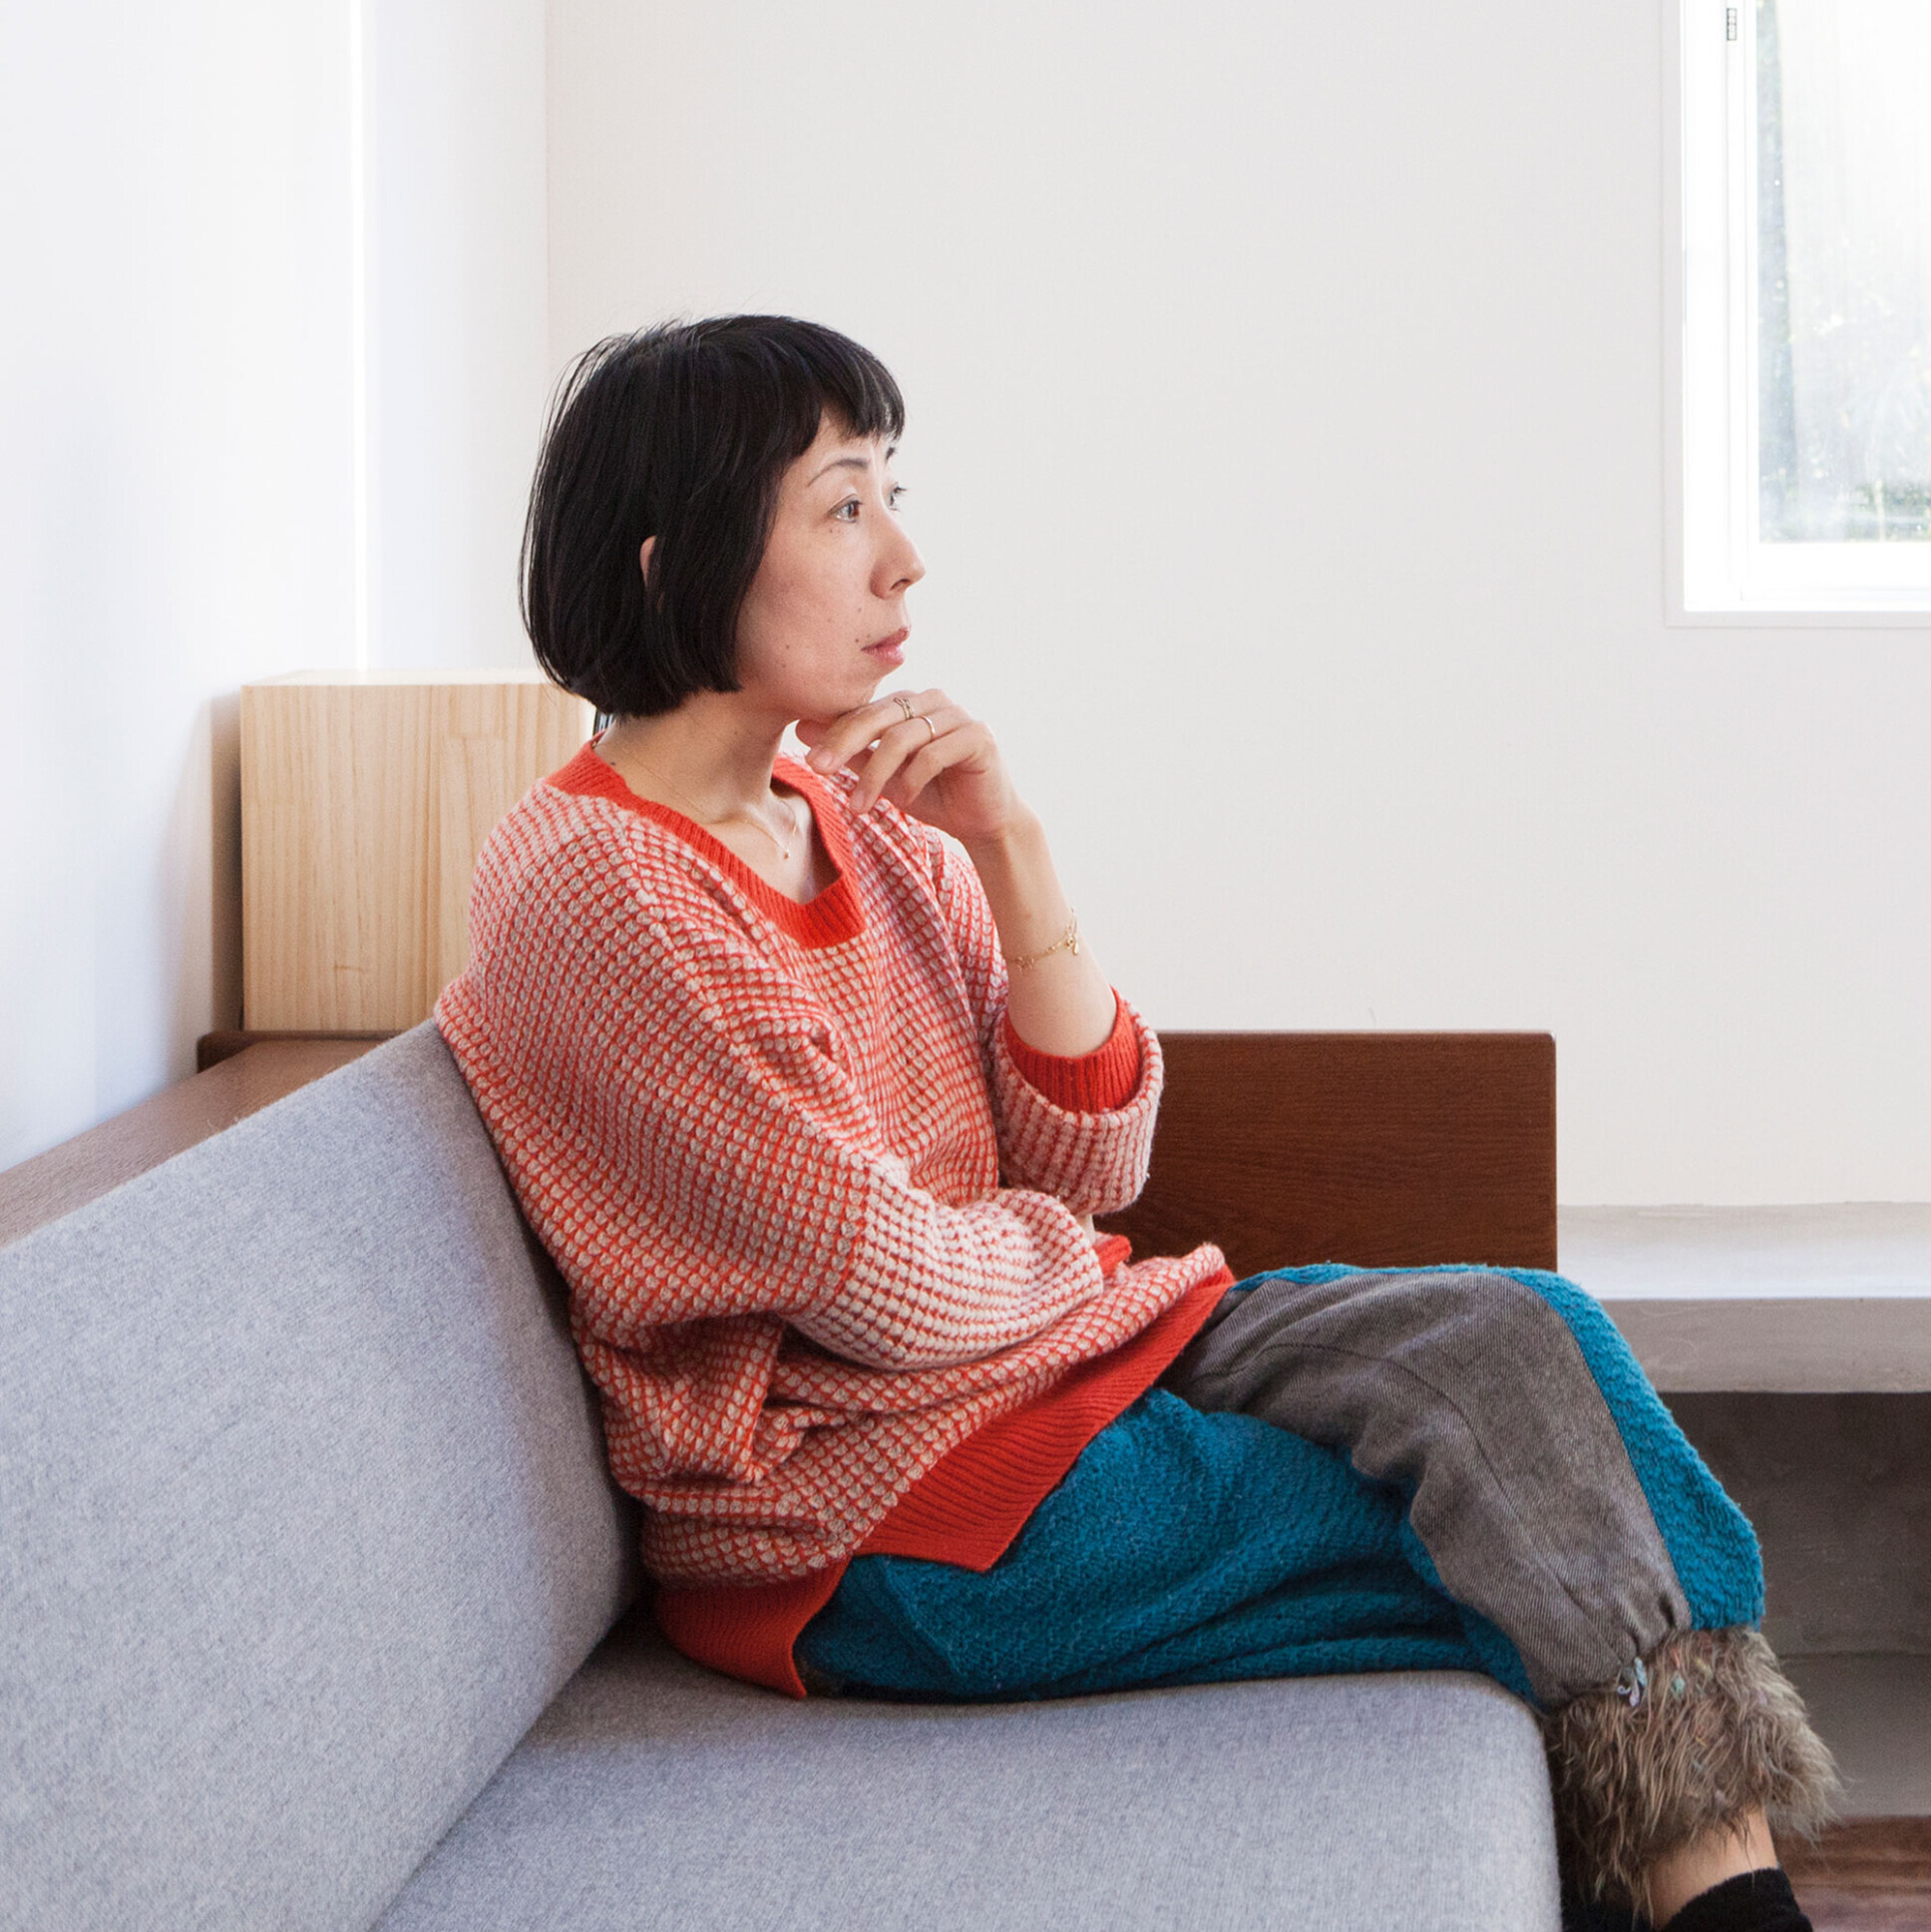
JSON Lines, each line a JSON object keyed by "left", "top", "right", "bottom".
{"left": 0, "top": 1039, "right": 384, "bottom": 1247}
{"left": 1097, "top": 1031, "right": 1557, "bottom": 1278}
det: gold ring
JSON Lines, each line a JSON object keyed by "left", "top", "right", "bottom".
{"left": 921, "top": 715, "right": 938, "bottom": 744}
{"left": 893, "top": 693, "right": 915, "bottom": 723}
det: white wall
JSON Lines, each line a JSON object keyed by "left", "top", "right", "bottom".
{"left": 0, "top": 0, "right": 546, "bottom": 1169}
{"left": 548, "top": 0, "right": 1931, "bottom": 1204}
{"left": 7, "top": 0, "right": 1927, "bottom": 1203}
{"left": 370, "top": 0, "right": 549, "bottom": 669}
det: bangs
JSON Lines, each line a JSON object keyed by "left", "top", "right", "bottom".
{"left": 780, "top": 326, "right": 906, "bottom": 446}
{"left": 701, "top": 318, "right": 907, "bottom": 477}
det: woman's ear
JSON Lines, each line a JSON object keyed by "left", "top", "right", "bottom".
{"left": 638, "top": 535, "right": 657, "bottom": 582}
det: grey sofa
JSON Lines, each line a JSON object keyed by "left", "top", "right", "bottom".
{"left": 1, "top": 1025, "right": 1561, "bottom": 1930}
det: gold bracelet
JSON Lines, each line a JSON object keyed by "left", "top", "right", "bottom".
{"left": 1008, "top": 908, "right": 1079, "bottom": 971}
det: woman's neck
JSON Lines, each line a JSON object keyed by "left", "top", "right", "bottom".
{"left": 596, "top": 692, "right": 835, "bottom": 907}
{"left": 597, "top": 693, "right": 793, "bottom": 820}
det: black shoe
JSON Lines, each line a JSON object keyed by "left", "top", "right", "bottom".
{"left": 1561, "top": 1891, "right": 1651, "bottom": 1932}
{"left": 1658, "top": 1868, "right": 1811, "bottom": 1932}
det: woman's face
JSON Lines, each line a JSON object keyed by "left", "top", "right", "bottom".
{"left": 732, "top": 417, "right": 926, "bottom": 724}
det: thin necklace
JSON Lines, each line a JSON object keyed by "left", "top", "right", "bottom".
{"left": 626, "top": 756, "right": 803, "bottom": 864}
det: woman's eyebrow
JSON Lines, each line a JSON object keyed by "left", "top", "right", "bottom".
{"left": 807, "top": 445, "right": 899, "bottom": 486}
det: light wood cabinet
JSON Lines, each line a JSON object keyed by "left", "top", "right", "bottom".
{"left": 241, "top": 671, "right": 593, "bottom": 1030}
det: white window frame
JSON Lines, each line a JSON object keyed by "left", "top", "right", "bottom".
{"left": 1671, "top": 0, "right": 1931, "bottom": 619}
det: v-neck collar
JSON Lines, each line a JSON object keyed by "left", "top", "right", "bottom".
{"left": 549, "top": 740, "right": 865, "bottom": 948}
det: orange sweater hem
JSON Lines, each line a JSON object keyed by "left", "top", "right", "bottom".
{"left": 654, "top": 1259, "right": 1234, "bottom": 1698}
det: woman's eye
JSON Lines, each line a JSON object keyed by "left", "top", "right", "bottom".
{"left": 832, "top": 485, "right": 906, "bottom": 522}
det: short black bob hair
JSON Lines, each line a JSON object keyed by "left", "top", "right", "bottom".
{"left": 523, "top": 315, "right": 906, "bottom": 717}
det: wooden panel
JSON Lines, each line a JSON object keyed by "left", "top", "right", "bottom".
{"left": 0, "top": 1040, "right": 383, "bottom": 1249}
{"left": 438, "top": 732, "right": 514, "bottom": 999}
{"left": 1097, "top": 1031, "right": 1557, "bottom": 1277}
{"left": 1784, "top": 1817, "right": 1931, "bottom": 1918}
{"left": 196, "top": 1029, "right": 397, "bottom": 1073}
{"left": 241, "top": 672, "right": 592, "bottom": 1030}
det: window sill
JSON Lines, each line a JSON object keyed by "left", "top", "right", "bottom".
{"left": 1564, "top": 1204, "right": 1931, "bottom": 1391}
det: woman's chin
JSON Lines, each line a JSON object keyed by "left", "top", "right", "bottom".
{"left": 780, "top": 669, "right": 892, "bottom": 736}
{"left": 839, "top": 670, "right": 891, "bottom": 712}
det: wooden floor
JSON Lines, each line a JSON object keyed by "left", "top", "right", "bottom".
{"left": 1783, "top": 1820, "right": 1931, "bottom": 1931}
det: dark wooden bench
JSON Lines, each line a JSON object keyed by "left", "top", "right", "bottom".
{"left": 1100, "top": 1031, "right": 1555, "bottom": 1275}
{"left": 5, "top": 1031, "right": 1557, "bottom": 1269}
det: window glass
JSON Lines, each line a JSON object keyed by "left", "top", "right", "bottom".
{"left": 1755, "top": 0, "right": 1931, "bottom": 545}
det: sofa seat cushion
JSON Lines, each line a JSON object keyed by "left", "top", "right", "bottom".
{"left": 379, "top": 1609, "right": 1561, "bottom": 1932}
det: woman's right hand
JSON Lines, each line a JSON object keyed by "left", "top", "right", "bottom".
{"left": 796, "top": 688, "right": 1029, "bottom": 848}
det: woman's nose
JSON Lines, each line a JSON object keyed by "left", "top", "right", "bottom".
{"left": 880, "top": 522, "right": 926, "bottom": 594}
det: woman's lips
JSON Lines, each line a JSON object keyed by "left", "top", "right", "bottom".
{"left": 864, "top": 628, "right": 909, "bottom": 665}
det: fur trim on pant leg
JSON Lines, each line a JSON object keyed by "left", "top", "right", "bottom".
{"left": 1539, "top": 1629, "right": 1840, "bottom": 1914}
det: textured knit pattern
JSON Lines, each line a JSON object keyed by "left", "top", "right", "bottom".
{"left": 436, "top": 744, "right": 1226, "bottom": 1586}
{"left": 798, "top": 1266, "right": 1768, "bottom": 1712}
{"left": 798, "top": 1384, "right": 1488, "bottom": 1701}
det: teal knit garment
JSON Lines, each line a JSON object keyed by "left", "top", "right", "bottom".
{"left": 796, "top": 1269, "right": 1761, "bottom": 1708}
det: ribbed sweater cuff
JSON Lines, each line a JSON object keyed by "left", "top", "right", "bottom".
{"left": 1001, "top": 992, "right": 1139, "bottom": 1113}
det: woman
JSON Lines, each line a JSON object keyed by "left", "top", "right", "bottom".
{"left": 436, "top": 316, "right": 1835, "bottom": 1931}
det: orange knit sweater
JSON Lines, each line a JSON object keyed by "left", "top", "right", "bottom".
{"left": 436, "top": 743, "right": 1229, "bottom": 1667}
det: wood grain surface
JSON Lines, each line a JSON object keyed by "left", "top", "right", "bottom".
{"left": 196, "top": 1028, "right": 397, "bottom": 1073}
{"left": 0, "top": 1040, "right": 384, "bottom": 1249}
{"left": 241, "top": 672, "right": 591, "bottom": 1031}
{"left": 1096, "top": 1031, "right": 1557, "bottom": 1277}
{"left": 1786, "top": 1819, "right": 1931, "bottom": 1929}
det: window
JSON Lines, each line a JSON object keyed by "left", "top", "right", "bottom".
{"left": 1678, "top": 0, "right": 1931, "bottom": 613}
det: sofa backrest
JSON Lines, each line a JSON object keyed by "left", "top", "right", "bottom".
{"left": 0, "top": 1024, "right": 639, "bottom": 1932}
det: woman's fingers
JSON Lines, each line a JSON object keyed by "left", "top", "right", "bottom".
{"left": 799, "top": 690, "right": 1018, "bottom": 838}
{"left": 873, "top": 712, "right": 985, "bottom": 812}
{"left": 804, "top": 690, "right": 955, "bottom": 803}
{"left": 847, "top": 705, "right": 972, "bottom": 813}
{"left": 802, "top": 690, "right": 948, "bottom": 768}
